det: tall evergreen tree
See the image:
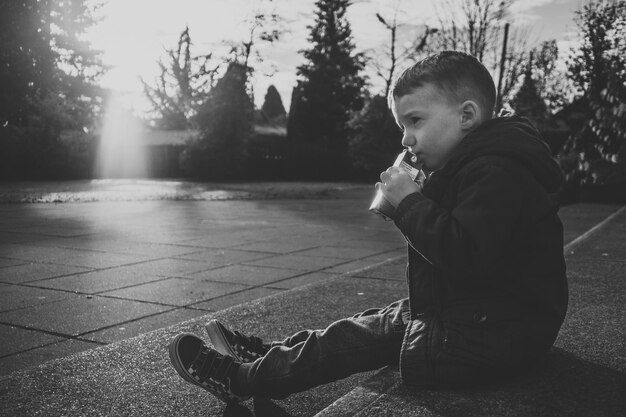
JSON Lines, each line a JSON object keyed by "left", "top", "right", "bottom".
{"left": 50, "top": 0, "right": 105, "bottom": 128}
{"left": 180, "top": 63, "right": 254, "bottom": 179}
{"left": 0, "top": 0, "right": 104, "bottom": 179}
{"left": 288, "top": 0, "right": 366, "bottom": 178}
{"left": 0, "top": 0, "right": 55, "bottom": 126}
{"left": 260, "top": 84, "right": 286, "bottom": 123}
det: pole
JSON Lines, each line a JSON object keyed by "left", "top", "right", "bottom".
{"left": 496, "top": 22, "right": 510, "bottom": 113}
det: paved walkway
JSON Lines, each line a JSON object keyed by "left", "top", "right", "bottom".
{"left": 0, "top": 191, "right": 623, "bottom": 416}
{"left": 0, "top": 186, "right": 409, "bottom": 375}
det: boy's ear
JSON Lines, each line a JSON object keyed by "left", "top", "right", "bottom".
{"left": 459, "top": 100, "right": 481, "bottom": 131}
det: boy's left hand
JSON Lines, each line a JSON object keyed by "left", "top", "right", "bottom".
{"left": 376, "top": 167, "right": 422, "bottom": 207}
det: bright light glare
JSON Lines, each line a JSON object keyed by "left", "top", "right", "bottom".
{"left": 94, "top": 93, "right": 148, "bottom": 178}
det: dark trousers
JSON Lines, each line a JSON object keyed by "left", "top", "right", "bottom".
{"left": 237, "top": 299, "right": 410, "bottom": 399}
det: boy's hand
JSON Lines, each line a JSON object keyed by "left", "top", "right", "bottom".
{"left": 376, "top": 167, "right": 423, "bottom": 208}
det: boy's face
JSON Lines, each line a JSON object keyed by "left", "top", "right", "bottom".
{"left": 392, "top": 83, "right": 467, "bottom": 171}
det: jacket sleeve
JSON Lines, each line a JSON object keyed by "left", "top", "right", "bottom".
{"left": 392, "top": 161, "right": 523, "bottom": 279}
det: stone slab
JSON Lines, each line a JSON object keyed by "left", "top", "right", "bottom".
{"left": 186, "top": 264, "right": 300, "bottom": 286}
{"left": 0, "top": 284, "right": 72, "bottom": 312}
{"left": 0, "top": 262, "right": 92, "bottom": 284}
{"left": 100, "top": 277, "right": 250, "bottom": 307}
{"left": 0, "top": 295, "right": 170, "bottom": 336}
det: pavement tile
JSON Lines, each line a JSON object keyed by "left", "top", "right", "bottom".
{"left": 0, "top": 295, "right": 169, "bottom": 336}
{"left": 107, "top": 258, "right": 215, "bottom": 277}
{"left": 0, "top": 231, "right": 48, "bottom": 244}
{"left": 0, "top": 324, "right": 63, "bottom": 356}
{"left": 82, "top": 308, "right": 211, "bottom": 344}
{"left": 0, "top": 284, "right": 72, "bottom": 312}
{"left": 0, "top": 258, "right": 27, "bottom": 269}
{"left": 0, "top": 243, "right": 149, "bottom": 269}
{"left": 176, "top": 232, "right": 267, "bottom": 248}
{"left": 235, "top": 239, "right": 325, "bottom": 254}
{"left": 348, "top": 257, "right": 407, "bottom": 281}
{"left": 25, "top": 237, "right": 201, "bottom": 258}
{"left": 266, "top": 271, "right": 339, "bottom": 289}
{"left": 4, "top": 225, "right": 91, "bottom": 238}
{"left": 100, "top": 277, "right": 249, "bottom": 306}
{"left": 296, "top": 245, "right": 391, "bottom": 259}
{"left": 567, "top": 233, "right": 626, "bottom": 261}
{"left": 35, "top": 268, "right": 168, "bottom": 294}
{"left": 0, "top": 338, "right": 100, "bottom": 377}
{"left": 173, "top": 248, "right": 270, "bottom": 267}
{"left": 560, "top": 203, "right": 622, "bottom": 245}
{"left": 338, "top": 238, "right": 406, "bottom": 250}
{"left": 190, "top": 286, "right": 284, "bottom": 311}
{"left": 0, "top": 262, "right": 92, "bottom": 284}
{"left": 244, "top": 253, "right": 348, "bottom": 271}
{"left": 186, "top": 264, "right": 300, "bottom": 286}
{"left": 324, "top": 250, "right": 406, "bottom": 274}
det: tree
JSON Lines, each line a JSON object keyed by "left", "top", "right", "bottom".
{"left": 50, "top": 0, "right": 106, "bottom": 128}
{"left": 288, "top": 0, "right": 367, "bottom": 178}
{"left": 260, "top": 85, "right": 286, "bottom": 123}
{"left": 562, "top": 0, "right": 626, "bottom": 187}
{"left": 142, "top": 27, "right": 220, "bottom": 130}
{"left": 508, "top": 55, "right": 550, "bottom": 130}
{"left": 431, "top": 0, "right": 529, "bottom": 112}
{"left": 180, "top": 63, "right": 254, "bottom": 179}
{"left": 222, "top": 5, "right": 283, "bottom": 104}
{"left": 0, "top": 0, "right": 56, "bottom": 127}
{"left": 0, "top": 0, "right": 104, "bottom": 179}
{"left": 348, "top": 95, "right": 403, "bottom": 179}
{"left": 371, "top": 4, "right": 437, "bottom": 98}
{"left": 528, "top": 40, "right": 571, "bottom": 114}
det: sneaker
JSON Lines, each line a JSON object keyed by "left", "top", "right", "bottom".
{"left": 168, "top": 333, "right": 250, "bottom": 404}
{"left": 205, "top": 320, "right": 270, "bottom": 363}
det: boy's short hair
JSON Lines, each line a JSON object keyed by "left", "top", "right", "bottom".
{"left": 389, "top": 51, "right": 496, "bottom": 118}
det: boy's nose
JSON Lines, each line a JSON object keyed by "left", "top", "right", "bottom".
{"left": 401, "top": 133, "right": 416, "bottom": 148}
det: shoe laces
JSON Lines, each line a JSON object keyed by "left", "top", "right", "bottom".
{"left": 232, "top": 330, "right": 267, "bottom": 353}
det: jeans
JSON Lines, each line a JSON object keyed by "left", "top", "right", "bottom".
{"left": 237, "top": 299, "right": 410, "bottom": 399}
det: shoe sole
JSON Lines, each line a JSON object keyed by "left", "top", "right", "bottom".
{"left": 205, "top": 320, "right": 242, "bottom": 361}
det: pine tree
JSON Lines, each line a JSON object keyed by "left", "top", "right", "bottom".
{"left": 49, "top": 0, "right": 105, "bottom": 128}
{"left": 260, "top": 85, "right": 286, "bottom": 123}
{"left": 0, "top": 0, "right": 104, "bottom": 179}
{"left": 288, "top": 0, "right": 366, "bottom": 178}
{"left": 180, "top": 63, "right": 254, "bottom": 179}
{"left": 0, "top": 0, "right": 56, "bottom": 126}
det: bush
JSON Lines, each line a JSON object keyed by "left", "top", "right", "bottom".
{"left": 347, "top": 95, "right": 403, "bottom": 181}
{"left": 0, "top": 126, "right": 96, "bottom": 180}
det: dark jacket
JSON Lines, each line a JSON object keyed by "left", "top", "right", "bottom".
{"left": 393, "top": 116, "right": 568, "bottom": 386}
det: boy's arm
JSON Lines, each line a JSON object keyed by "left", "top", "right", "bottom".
{"left": 392, "top": 162, "right": 523, "bottom": 278}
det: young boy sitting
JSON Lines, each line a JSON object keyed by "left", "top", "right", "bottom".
{"left": 168, "top": 51, "right": 568, "bottom": 404}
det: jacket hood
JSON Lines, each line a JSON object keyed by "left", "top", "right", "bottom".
{"left": 442, "top": 115, "right": 563, "bottom": 193}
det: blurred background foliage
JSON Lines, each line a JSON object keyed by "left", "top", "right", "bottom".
{"left": 1, "top": 0, "right": 625, "bottom": 202}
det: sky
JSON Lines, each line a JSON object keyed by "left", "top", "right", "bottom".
{"left": 87, "top": 0, "right": 585, "bottom": 115}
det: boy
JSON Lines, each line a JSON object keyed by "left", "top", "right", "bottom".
{"left": 168, "top": 51, "right": 568, "bottom": 403}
